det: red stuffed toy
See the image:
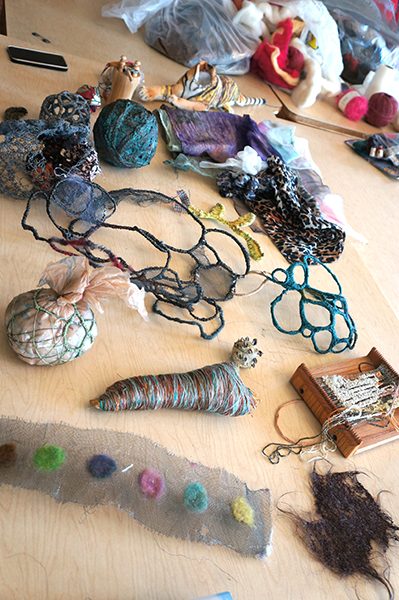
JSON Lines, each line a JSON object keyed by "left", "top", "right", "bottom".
{"left": 251, "top": 18, "right": 304, "bottom": 89}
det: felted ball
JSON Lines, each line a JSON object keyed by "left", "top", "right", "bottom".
{"left": 183, "top": 482, "right": 208, "bottom": 513}
{"left": 231, "top": 496, "right": 254, "bottom": 527}
{"left": 365, "top": 93, "right": 399, "bottom": 128}
{"left": 138, "top": 468, "right": 166, "bottom": 499}
{"left": 93, "top": 99, "right": 158, "bottom": 168}
{"left": 5, "top": 288, "right": 97, "bottom": 366}
{"left": 87, "top": 454, "right": 117, "bottom": 478}
{"left": 33, "top": 445, "right": 66, "bottom": 471}
{"left": 0, "top": 443, "right": 17, "bottom": 466}
{"left": 336, "top": 89, "right": 368, "bottom": 122}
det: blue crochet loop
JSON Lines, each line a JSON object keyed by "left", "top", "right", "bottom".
{"left": 267, "top": 256, "right": 357, "bottom": 354}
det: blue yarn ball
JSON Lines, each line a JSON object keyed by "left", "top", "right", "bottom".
{"left": 87, "top": 454, "right": 117, "bottom": 478}
{"left": 183, "top": 482, "right": 208, "bottom": 513}
{"left": 93, "top": 99, "right": 158, "bottom": 168}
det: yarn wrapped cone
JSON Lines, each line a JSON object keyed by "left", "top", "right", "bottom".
{"left": 5, "top": 288, "right": 97, "bottom": 366}
{"left": 365, "top": 92, "right": 398, "bottom": 127}
{"left": 93, "top": 99, "right": 158, "bottom": 168}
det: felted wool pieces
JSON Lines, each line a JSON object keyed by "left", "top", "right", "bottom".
{"left": 0, "top": 417, "right": 272, "bottom": 558}
{"left": 217, "top": 156, "right": 345, "bottom": 264}
{"left": 251, "top": 19, "right": 304, "bottom": 89}
{"left": 158, "top": 105, "right": 281, "bottom": 163}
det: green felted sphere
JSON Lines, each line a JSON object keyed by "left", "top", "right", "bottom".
{"left": 93, "top": 99, "right": 158, "bottom": 168}
{"left": 33, "top": 445, "right": 66, "bottom": 471}
{"left": 183, "top": 482, "right": 208, "bottom": 513}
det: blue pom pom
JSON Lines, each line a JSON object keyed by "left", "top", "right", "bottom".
{"left": 183, "top": 482, "right": 208, "bottom": 513}
{"left": 87, "top": 454, "right": 117, "bottom": 478}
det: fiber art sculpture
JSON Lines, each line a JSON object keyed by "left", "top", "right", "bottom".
{"left": 2, "top": 90, "right": 356, "bottom": 352}
{"left": 5, "top": 256, "right": 146, "bottom": 366}
{"left": 0, "top": 417, "right": 272, "bottom": 558}
{"left": 90, "top": 337, "right": 261, "bottom": 415}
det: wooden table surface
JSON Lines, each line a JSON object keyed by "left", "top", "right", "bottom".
{"left": 1, "top": 3, "right": 399, "bottom": 599}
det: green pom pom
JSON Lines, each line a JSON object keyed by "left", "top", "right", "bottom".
{"left": 33, "top": 445, "right": 66, "bottom": 471}
{"left": 183, "top": 482, "right": 208, "bottom": 513}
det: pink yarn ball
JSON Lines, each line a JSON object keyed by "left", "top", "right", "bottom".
{"left": 336, "top": 89, "right": 368, "bottom": 121}
{"left": 366, "top": 92, "right": 399, "bottom": 128}
{"left": 138, "top": 468, "right": 166, "bottom": 499}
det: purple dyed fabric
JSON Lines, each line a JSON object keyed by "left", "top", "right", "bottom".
{"left": 160, "top": 105, "right": 280, "bottom": 162}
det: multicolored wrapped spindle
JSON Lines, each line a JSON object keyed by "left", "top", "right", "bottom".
{"left": 90, "top": 338, "right": 261, "bottom": 416}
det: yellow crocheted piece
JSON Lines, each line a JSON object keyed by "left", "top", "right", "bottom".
{"left": 189, "top": 203, "right": 264, "bottom": 261}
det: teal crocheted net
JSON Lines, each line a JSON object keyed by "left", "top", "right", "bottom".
{"left": 268, "top": 256, "right": 357, "bottom": 354}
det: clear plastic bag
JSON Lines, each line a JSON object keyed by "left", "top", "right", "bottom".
{"left": 321, "top": 0, "right": 399, "bottom": 44}
{"left": 322, "top": 0, "right": 399, "bottom": 83}
{"left": 143, "top": 0, "right": 260, "bottom": 75}
{"left": 102, "top": 0, "right": 173, "bottom": 33}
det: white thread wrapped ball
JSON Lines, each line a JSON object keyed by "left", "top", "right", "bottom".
{"left": 5, "top": 288, "right": 97, "bottom": 366}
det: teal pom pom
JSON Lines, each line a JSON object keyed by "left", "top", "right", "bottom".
{"left": 33, "top": 445, "right": 66, "bottom": 471}
{"left": 183, "top": 482, "right": 208, "bottom": 513}
{"left": 93, "top": 99, "right": 158, "bottom": 168}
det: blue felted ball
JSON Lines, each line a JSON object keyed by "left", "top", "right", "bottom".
{"left": 183, "top": 482, "right": 208, "bottom": 513}
{"left": 93, "top": 99, "right": 158, "bottom": 168}
{"left": 87, "top": 454, "right": 117, "bottom": 478}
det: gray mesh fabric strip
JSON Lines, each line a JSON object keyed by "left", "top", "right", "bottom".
{"left": 0, "top": 418, "right": 272, "bottom": 558}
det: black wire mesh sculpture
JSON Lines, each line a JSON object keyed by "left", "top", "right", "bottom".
{"left": 22, "top": 177, "right": 250, "bottom": 339}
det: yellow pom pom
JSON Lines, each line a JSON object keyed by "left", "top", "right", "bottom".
{"left": 231, "top": 496, "right": 254, "bottom": 527}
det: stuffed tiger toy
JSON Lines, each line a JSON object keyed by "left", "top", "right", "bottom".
{"left": 138, "top": 61, "right": 266, "bottom": 112}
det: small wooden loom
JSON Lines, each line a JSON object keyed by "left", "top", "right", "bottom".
{"left": 290, "top": 348, "right": 399, "bottom": 458}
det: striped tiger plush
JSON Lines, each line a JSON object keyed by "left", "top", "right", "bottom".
{"left": 138, "top": 61, "right": 266, "bottom": 113}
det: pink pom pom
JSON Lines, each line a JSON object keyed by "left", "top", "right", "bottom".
{"left": 336, "top": 89, "right": 368, "bottom": 121}
{"left": 138, "top": 468, "right": 166, "bottom": 499}
{"left": 366, "top": 92, "right": 399, "bottom": 128}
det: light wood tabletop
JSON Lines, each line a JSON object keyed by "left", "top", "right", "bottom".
{"left": 1, "top": 3, "right": 399, "bottom": 600}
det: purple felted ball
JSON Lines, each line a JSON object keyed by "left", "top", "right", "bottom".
{"left": 87, "top": 454, "right": 117, "bottom": 478}
{"left": 366, "top": 92, "right": 398, "bottom": 127}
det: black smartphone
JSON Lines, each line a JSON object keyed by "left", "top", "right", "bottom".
{"left": 7, "top": 45, "right": 68, "bottom": 71}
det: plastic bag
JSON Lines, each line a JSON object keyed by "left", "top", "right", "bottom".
{"left": 144, "top": 0, "right": 260, "bottom": 75}
{"left": 102, "top": 0, "right": 173, "bottom": 33}
{"left": 327, "top": 7, "right": 399, "bottom": 83}
{"left": 321, "top": 0, "right": 399, "bottom": 45}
